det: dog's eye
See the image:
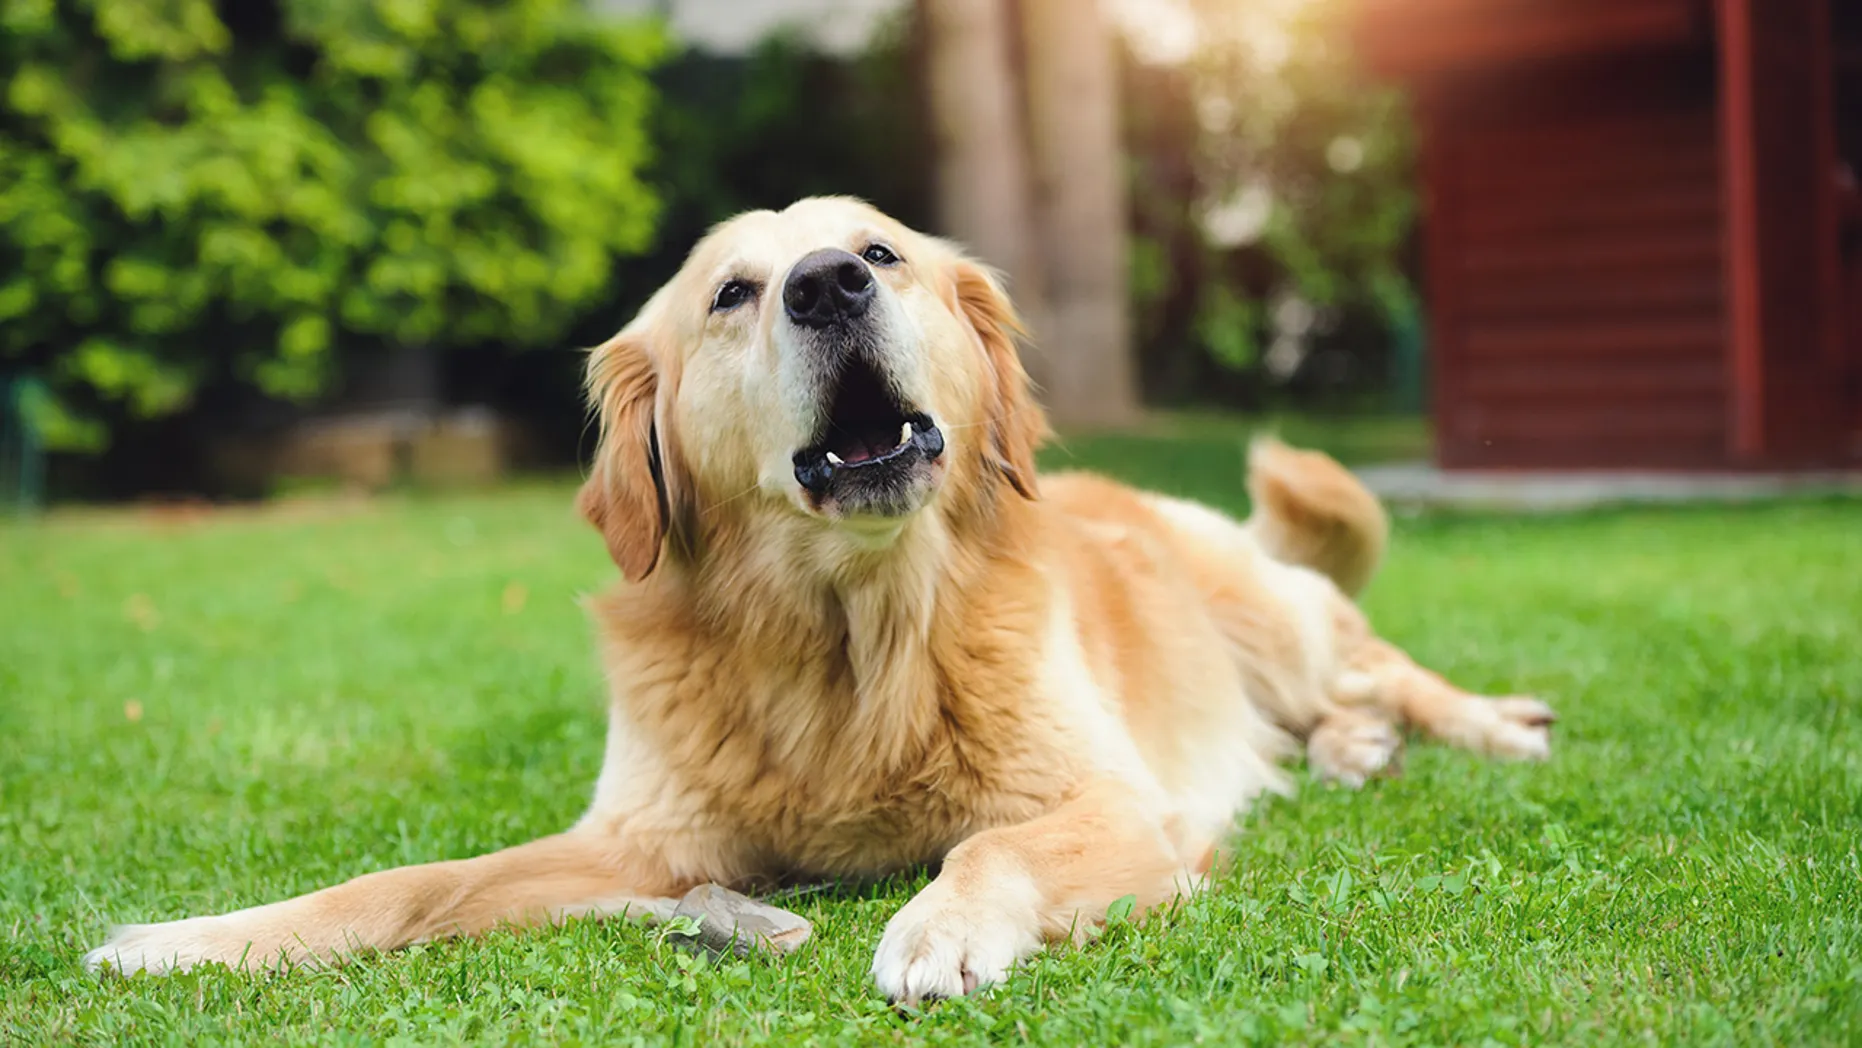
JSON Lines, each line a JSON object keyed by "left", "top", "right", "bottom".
{"left": 861, "top": 243, "right": 901, "bottom": 267}
{"left": 712, "top": 279, "right": 755, "bottom": 313}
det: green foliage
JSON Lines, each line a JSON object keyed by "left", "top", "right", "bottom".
{"left": 0, "top": 0, "right": 665, "bottom": 450}
{"left": 1124, "top": 0, "right": 1418, "bottom": 405}
{"left": 649, "top": 29, "right": 930, "bottom": 231}
{"left": 1193, "top": 283, "right": 1261, "bottom": 371}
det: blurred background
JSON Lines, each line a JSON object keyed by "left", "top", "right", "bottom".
{"left": 1, "top": 0, "right": 1858, "bottom": 507}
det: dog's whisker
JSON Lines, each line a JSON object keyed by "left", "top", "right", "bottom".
{"left": 701, "top": 482, "right": 765, "bottom": 516}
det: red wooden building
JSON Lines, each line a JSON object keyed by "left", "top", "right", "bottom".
{"left": 1358, "top": 0, "right": 1862, "bottom": 470}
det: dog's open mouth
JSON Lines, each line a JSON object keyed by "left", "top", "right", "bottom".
{"left": 793, "top": 357, "right": 945, "bottom": 509}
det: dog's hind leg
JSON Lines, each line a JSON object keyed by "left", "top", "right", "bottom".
{"left": 1328, "top": 599, "right": 1555, "bottom": 761}
{"left": 85, "top": 831, "right": 691, "bottom": 976}
{"left": 1335, "top": 652, "right": 1555, "bottom": 760}
{"left": 1306, "top": 705, "right": 1405, "bottom": 787}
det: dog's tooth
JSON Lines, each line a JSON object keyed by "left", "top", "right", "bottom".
{"left": 900, "top": 422, "right": 912, "bottom": 446}
{"left": 825, "top": 451, "right": 844, "bottom": 466}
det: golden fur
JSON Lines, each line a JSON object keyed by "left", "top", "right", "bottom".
{"left": 86, "top": 199, "right": 1553, "bottom": 1002}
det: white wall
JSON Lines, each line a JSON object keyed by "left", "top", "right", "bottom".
{"left": 596, "top": 0, "right": 910, "bottom": 56}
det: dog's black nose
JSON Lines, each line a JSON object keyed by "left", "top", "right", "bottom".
{"left": 783, "top": 248, "right": 874, "bottom": 329}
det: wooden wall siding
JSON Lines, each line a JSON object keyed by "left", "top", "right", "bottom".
{"left": 1360, "top": 0, "right": 1705, "bottom": 79}
{"left": 1833, "top": 0, "right": 1862, "bottom": 445}
{"left": 1373, "top": 0, "right": 1860, "bottom": 469}
{"left": 1838, "top": 1, "right": 1862, "bottom": 168}
{"left": 1717, "top": 0, "right": 1849, "bottom": 466}
{"left": 1426, "top": 54, "right": 1730, "bottom": 468}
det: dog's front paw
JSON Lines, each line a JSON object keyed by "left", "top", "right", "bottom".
{"left": 870, "top": 881, "right": 1040, "bottom": 1006}
{"left": 85, "top": 916, "right": 269, "bottom": 976}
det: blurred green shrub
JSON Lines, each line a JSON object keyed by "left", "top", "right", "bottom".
{"left": 1124, "top": 0, "right": 1418, "bottom": 410}
{"left": 0, "top": 0, "right": 664, "bottom": 451}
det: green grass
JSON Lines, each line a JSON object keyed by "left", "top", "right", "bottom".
{"left": 2, "top": 428, "right": 1859, "bottom": 1046}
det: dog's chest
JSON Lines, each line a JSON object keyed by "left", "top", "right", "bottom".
{"left": 597, "top": 575, "right": 1078, "bottom": 878}
{"left": 762, "top": 739, "right": 1069, "bottom": 876}
{"left": 672, "top": 667, "right": 1078, "bottom": 878}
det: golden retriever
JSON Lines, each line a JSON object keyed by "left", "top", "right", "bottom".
{"left": 86, "top": 198, "right": 1553, "bottom": 1002}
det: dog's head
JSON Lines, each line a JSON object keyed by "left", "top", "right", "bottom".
{"left": 579, "top": 197, "right": 1048, "bottom": 581}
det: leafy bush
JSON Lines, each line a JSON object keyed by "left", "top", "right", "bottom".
{"left": 1123, "top": 0, "right": 1418, "bottom": 409}
{"left": 0, "top": 0, "right": 664, "bottom": 451}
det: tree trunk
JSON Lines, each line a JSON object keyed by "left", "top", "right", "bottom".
{"left": 917, "top": 0, "right": 1052, "bottom": 388}
{"left": 1019, "top": 0, "right": 1139, "bottom": 428}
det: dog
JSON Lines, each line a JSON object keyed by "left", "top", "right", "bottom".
{"left": 86, "top": 198, "right": 1553, "bottom": 1002}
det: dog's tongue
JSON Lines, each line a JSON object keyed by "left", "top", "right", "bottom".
{"left": 835, "top": 430, "right": 892, "bottom": 464}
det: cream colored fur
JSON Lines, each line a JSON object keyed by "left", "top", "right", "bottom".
{"left": 85, "top": 200, "right": 1553, "bottom": 1002}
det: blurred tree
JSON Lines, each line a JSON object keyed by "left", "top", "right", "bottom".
{"left": 1021, "top": 0, "right": 1138, "bottom": 427}
{"left": 917, "top": 0, "right": 1137, "bottom": 428}
{"left": 916, "top": 0, "right": 1049, "bottom": 388}
{"left": 0, "top": 0, "right": 664, "bottom": 451}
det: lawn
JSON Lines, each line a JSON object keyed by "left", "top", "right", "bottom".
{"left": 2, "top": 425, "right": 1859, "bottom": 1045}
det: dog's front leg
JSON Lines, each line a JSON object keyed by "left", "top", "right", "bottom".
{"left": 86, "top": 830, "right": 696, "bottom": 976}
{"left": 871, "top": 779, "right": 1191, "bottom": 1005}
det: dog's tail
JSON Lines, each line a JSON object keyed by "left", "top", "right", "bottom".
{"left": 1245, "top": 437, "right": 1389, "bottom": 597}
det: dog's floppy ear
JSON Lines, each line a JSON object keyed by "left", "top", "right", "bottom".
{"left": 579, "top": 329, "right": 669, "bottom": 581}
{"left": 953, "top": 260, "right": 1048, "bottom": 499}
